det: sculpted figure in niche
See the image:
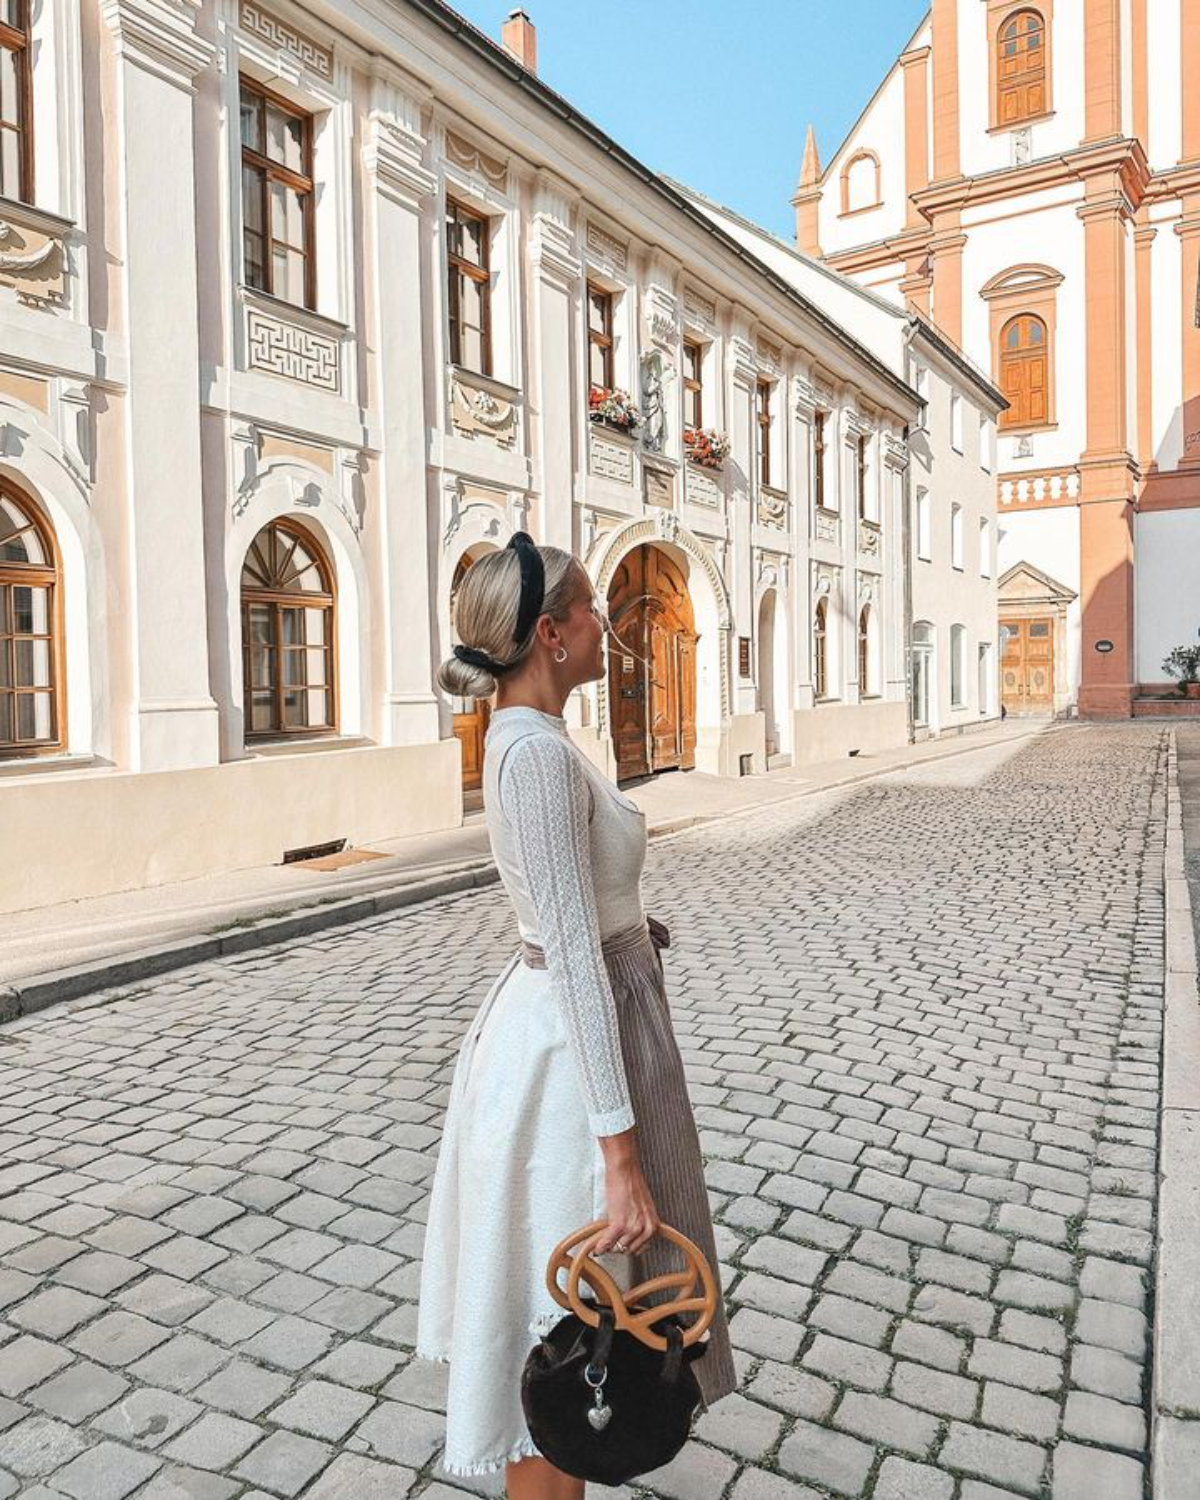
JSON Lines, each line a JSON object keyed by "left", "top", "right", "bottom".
{"left": 641, "top": 352, "right": 667, "bottom": 453}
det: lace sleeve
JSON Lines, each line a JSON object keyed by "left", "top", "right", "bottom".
{"left": 499, "top": 732, "right": 636, "bottom": 1138}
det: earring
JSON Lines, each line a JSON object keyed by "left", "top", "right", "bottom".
{"left": 554, "top": 647, "right": 568, "bottom": 663}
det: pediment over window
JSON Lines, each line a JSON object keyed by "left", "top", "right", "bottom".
{"left": 998, "top": 559, "right": 1076, "bottom": 604}
{"left": 980, "top": 264, "right": 1064, "bottom": 301}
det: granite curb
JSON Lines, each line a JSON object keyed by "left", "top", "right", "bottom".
{"left": 1152, "top": 730, "right": 1200, "bottom": 1496}
{"left": 2, "top": 724, "right": 1045, "bottom": 1022}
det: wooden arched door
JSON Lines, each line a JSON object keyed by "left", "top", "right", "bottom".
{"left": 450, "top": 552, "right": 491, "bottom": 791}
{"left": 607, "top": 545, "right": 697, "bottom": 781}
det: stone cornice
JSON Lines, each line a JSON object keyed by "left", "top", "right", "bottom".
{"left": 362, "top": 114, "right": 436, "bottom": 208}
{"left": 101, "top": 0, "right": 214, "bottom": 87}
{"left": 910, "top": 137, "right": 1151, "bottom": 220}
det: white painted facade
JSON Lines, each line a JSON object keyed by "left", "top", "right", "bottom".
{"left": 0, "top": 0, "right": 921, "bottom": 912}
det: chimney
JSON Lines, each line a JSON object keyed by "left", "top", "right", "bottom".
{"left": 502, "top": 8, "right": 538, "bottom": 73}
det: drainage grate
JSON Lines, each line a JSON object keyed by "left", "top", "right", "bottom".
{"left": 282, "top": 838, "right": 347, "bottom": 865}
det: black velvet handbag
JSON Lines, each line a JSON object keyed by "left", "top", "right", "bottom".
{"left": 520, "top": 1220, "right": 718, "bottom": 1486}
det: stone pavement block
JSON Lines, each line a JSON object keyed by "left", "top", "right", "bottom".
{"left": 383, "top": 1358, "right": 447, "bottom": 1412}
{"left": 9, "top": 1286, "right": 105, "bottom": 1339}
{"left": 0, "top": 1414, "right": 87, "bottom": 1476}
{"left": 252, "top": 1270, "right": 326, "bottom": 1314}
{"left": 238, "top": 1315, "right": 335, "bottom": 1372}
{"left": 873, "top": 1455, "right": 955, "bottom": 1500}
{"left": 163, "top": 1411, "right": 263, "bottom": 1468}
{"left": 824, "top": 1260, "right": 912, "bottom": 1313}
{"left": 890, "top": 1360, "right": 978, "bottom": 1419}
{"left": 807, "top": 1292, "right": 891, "bottom": 1348}
{"left": 309, "top": 1245, "right": 401, "bottom": 1289}
{"left": 303, "top": 1454, "right": 419, "bottom": 1499}
{"left": 232, "top": 1430, "right": 332, "bottom": 1496}
{"left": 980, "top": 1382, "right": 1060, "bottom": 1441}
{"left": 1072, "top": 1297, "right": 1146, "bottom": 1357}
{"left": 116, "top": 1275, "right": 217, "bottom": 1329}
{"left": 1062, "top": 1390, "right": 1145, "bottom": 1452}
{"left": 833, "top": 1390, "right": 939, "bottom": 1456}
{"left": 890, "top": 1318, "right": 966, "bottom": 1372}
{"left": 1051, "top": 1441, "right": 1143, "bottom": 1500}
{"left": 310, "top": 1340, "right": 405, "bottom": 1392}
{"left": 1078, "top": 1257, "right": 1145, "bottom": 1309}
{"left": 53, "top": 1250, "right": 145, "bottom": 1295}
{"left": 127, "top": 1332, "right": 230, "bottom": 1393}
{"left": 1069, "top": 1344, "right": 1143, "bottom": 1403}
{"left": 939, "top": 1422, "right": 1047, "bottom": 1494}
{"left": 136, "top": 1464, "right": 241, "bottom": 1498}
{"left": 728, "top": 1306, "right": 804, "bottom": 1362}
{"left": 694, "top": 1392, "right": 784, "bottom": 1460}
{"left": 740, "top": 1236, "right": 827, "bottom": 1285}
{"left": 266, "top": 1379, "right": 374, "bottom": 1441}
{"left": 998, "top": 1308, "right": 1067, "bottom": 1355}
{"left": 912, "top": 1283, "right": 995, "bottom": 1336}
{"left": 730, "top": 1271, "right": 811, "bottom": 1320}
{"left": 52, "top": 1440, "right": 162, "bottom": 1499}
{"left": 28, "top": 1360, "right": 128, "bottom": 1421}
{"left": 777, "top": 1418, "right": 875, "bottom": 1497}
{"left": 729, "top": 1469, "right": 823, "bottom": 1500}
{"left": 746, "top": 1361, "right": 836, "bottom": 1421}
{"left": 191, "top": 1360, "right": 291, "bottom": 1420}
{"left": 993, "top": 1270, "right": 1075, "bottom": 1314}
{"left": 640, "top": 1440, "right": 737, "bottom": 1499}
{"left": 969, "top": 1339, "right": 1063, "bottom": 1393}
{"left": 802, "top": 1332, "right": 892, "bottom": 1391}
{"left": 0, "top": 1335, "right": 72, "bottom": 1396}
{"left": 94, "top": 1388, "right": 201, "bottom": 1448}
{"left": 353, "top": 1399, "right": 444, "bottom": 1468}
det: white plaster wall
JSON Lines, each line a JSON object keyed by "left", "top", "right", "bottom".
{"left": 960, "top": 202, "right": 1087, "bottom": 471}
{"left": 1135, "top": 509, "right": 1200, "bottom": 681}
{"left": 998, "top": 504, "right": 1082, "bottom": 697}
{"left": 1150, "top": 208, "right": 1185, "bottom": 470}
{"left": 818, "top": 64, "right": 908, "bottom": 254}
{"left": 959, "top": 0, "right": 1087, "bottom": 179}
{"left": 1148, "top": 0, "right": 1183, "bottom": 170}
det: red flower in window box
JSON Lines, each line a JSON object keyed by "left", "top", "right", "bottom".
{"left": 684, "top": 426, "right": 730, "bottom": 469}
{"left": 589, "top": 385, "right": 642, "bottom": 433}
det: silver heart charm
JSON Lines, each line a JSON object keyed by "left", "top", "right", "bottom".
{"left": 587, "top": 1401, "right": 612, "bottom": 1432}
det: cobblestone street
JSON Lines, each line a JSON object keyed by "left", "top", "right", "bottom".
{"left": 0, "top": 723, "right": 1167, "bottom": 1499}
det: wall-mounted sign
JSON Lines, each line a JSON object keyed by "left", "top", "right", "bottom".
{"left": 738, "top": 636, "right": 751, "bottom": 677}
{"left": 1095, "top": 640, "right": 1114, "bottom": 654}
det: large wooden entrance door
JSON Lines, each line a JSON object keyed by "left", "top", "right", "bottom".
{"left": 607, "top": 545, "right": 698, "bottom": 781}
{"left": 1001, "top": 616, "right": 1054, "bottom": 715}
{"left": 450, "top": 553, "right": 490, "bottom": 791}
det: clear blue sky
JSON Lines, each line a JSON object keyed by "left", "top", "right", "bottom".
{"left": 450, "top": 1, "right": 929, "bottom": 238}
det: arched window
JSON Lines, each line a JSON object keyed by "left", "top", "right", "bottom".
{"left": 0, "top": 483, "right": 61, "bottom": 754}
{"left": 241, "top": 519, "right": 335, "bottom": 739}
{"left": 998, "top": 9, "right": 1047, "bottom": 126}
{"left": 841, "top": 150, "right": 881, "bottom": 216}
{"left": 814, "top": 597, "right": 828, "bottom": 700}
{"left": 858, "top": 606, "right": 871, "bottom": 697}
{"left": 999, "top": 313, "right": 1049, "bottom": 429}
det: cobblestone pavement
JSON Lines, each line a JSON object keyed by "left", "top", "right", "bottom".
{"left": 0, "top": 723, "right": 1167, "bottom": 1500}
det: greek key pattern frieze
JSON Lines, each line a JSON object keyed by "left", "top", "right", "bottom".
{"left": 247, "top": 310, "right": 340, "bottom": 393}
{"left": 239, "top": 2, "right": 332, "bottom": 78}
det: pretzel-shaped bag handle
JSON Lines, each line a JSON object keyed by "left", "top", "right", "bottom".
{"left": 543, "top": 1219, "right": 718, "bottom": 1351}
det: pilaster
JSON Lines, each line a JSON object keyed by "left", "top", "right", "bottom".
{"left": 529, "top": 169, "right": 582, "bottom": 554}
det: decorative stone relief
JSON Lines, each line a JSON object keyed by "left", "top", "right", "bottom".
{"left": 644, "top": 283, "right": 678, "bottom": 350}
{"left": 758, "top": 485, "right": 787, "bottom": 529}
{"left": 239, "top": 0, "right": 332, "bottom": 77}
{"left": 1013, "top": 435, "right": 1034, "bottom": 459}
{"left": 0, "top": 215, "right": 67, "bottom": 306}
{"left": 589, "top": 431, "right": 634, "bottom": 484}
{"left": 643, "top": 461, "right": 674, "bottom": 509}
{"left": 247, "top": 308, "right": 340, "bottom": 393}
{"left": 815, "top": 508, "right": 839, "bottom": 543}
{"left": 58, "top": 382, "right": 92, "bottom": 485}
{"left": 814, "top": 565, "right": 839, "bottom": 600}
{"left": 686, "top": 465, "right": 721, "bottom": 508}
{"left": 882, "top": 434, "right": 908, "bottom": 472}
{"left": 757, "top": 340, "right": 782, "bottom": 374}
{"left": 338, "top": 450, "right": 365, "bottom": 535}
{"left": 1011, "top": 127, "right": 1032, "bottom": 167}
{"left": 442, "top": 478, "right": 507, "bottom": 549}
{"left": 641, "top": 350, "right": 669, "bottom": 454}
{"left": 683, "top": 288, "right": 717, "bottom": 328}
{"left": 450, "top": 372, "right": 517, "bottom": 448}
{"left": 445, "top": 130, "right": 507, "bottom": 190}
{"left": 654, "top": 510, "right": 682, "bottom": 545}
{"left": 858, "top": 572, "right": 880, "bottom": 608}
{"left": 858, "top": 520, "right": 881, "bottom": 557}
{"left": 586, "top": 223, "right": 627, "bottom": 272}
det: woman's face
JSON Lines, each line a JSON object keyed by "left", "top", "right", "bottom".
{"left": 555, "top": 565, "right": 608, "bottom": 684}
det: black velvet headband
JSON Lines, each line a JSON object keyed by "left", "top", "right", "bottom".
{"left": 452, "top": 532, "right": 546, "bottom": 678}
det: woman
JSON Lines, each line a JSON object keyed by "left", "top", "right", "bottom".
{"left": 417, "top": 533, "right": 736, "bottom": 1497}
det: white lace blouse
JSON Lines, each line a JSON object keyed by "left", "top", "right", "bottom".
{"left": 483, "top": 706, "right": 647, "bottom": 1138}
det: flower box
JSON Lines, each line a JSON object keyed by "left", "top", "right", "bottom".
{"left": 589, "top": 386, "right": 641, "bottom": 434}
{"left": 684, "top": 425, "right": 730, "bottom": 470}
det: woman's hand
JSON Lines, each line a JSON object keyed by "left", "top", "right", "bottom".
{"left": 594, "top": 1128, "right": 661, "bottom": 1255}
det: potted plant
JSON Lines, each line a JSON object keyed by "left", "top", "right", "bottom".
{"left": 684, "top": 426, "right": 731, "bottom": 470}
{"left": 589, "top": 386, "right": 641, "bottom": 434}
{"left": 1162, "top": 645, "right": 1200, "bottom": 698}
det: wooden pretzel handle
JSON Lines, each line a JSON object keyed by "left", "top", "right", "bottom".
{"left": 544, "top": 1218, "right": 718, "bottom": 1351}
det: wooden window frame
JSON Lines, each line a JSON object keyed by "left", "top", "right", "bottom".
{"left": 756, "top": 378, "right": 773, "bottom": 488}
{"left": 446, "top": 197, "right": 492, "bottom": 377}
{"left": 856, "top": 435, "right": 869, "bottom": 520}
{"left": 814, "top": 411, "right": 827, "bottom": 510}
{"left": 814, "top": 597, "right": 828, "bottom": 700}
{"left": 0, "top": 481, "right": 65, "bottom": 757}
{"left": 982, "top": 263, "right": 1061, "bottom": 432}
{"left": 587, "top": 283, "right": 614, "bottom": 394}
{"left": 240, "top": 519, "right": 338, "bottom": 742}
{"left": 682, "top": 339, "right": 704, "bottom": 430}
{"left": 997, "top": 313, "right": 1051, "bottom": 431}
{"left": 0, "top": 0, "right": 34, "bottom": 205}
{"left": 858, "top": 606, "right": 871, "bottom": 697}
{"left": 239, "top": 76, "right": 317, "bottom": 311}
{"left": 988, "top": 2, "right": 1054, "bottom": 132}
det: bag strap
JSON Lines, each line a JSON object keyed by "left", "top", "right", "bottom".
{"left": 660, "top": 1321, "right": 684, "bottom": 1385}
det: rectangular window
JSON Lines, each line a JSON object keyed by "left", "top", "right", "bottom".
{"left": 683, "top": 340, "right": 703, "bottom": 429}
{"left": 951, "top": 624, "right": 966, "bottom": 708}
{"left": 756, "top": 379, "right": 772, "bottom": 487}
{"left": 239, "top": 78, "right": 316, "bottom": 309}
{"left": 587, "top": 284, "right": 614, "bottom": 393}
{"left": 914, "top": 366, "right": 928, "bottom": 431}
{"left": 857, "top": 435, "right": 869, "bottom": 520}
{"left": 916, "top": 489, "right": 931, "bottom": 560}
{"left": 814, "top": 411, "right": 827, "bottom": 510}
{"left": 980, "top": 518, "right": 991, "bottom": 577}
{"left": 950, "top": 392, "right": 963, "bottom": 453}
{"left": 951, "top": 504, "right": 964, "bottom": 569}
{"left": 446, "top": 198, "right": 491, "bottom": 375}
{"left": 980, "top": 412, "right": 993, "bottom": 472}
{"left": 0, "top": 0, "right": 31, "bottom": 204}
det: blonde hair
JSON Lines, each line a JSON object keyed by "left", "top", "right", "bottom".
{"left": 438, "top": 543, "right": 582, "bottom": 699}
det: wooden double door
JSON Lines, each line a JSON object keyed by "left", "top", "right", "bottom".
{"left": 1001, "top": 616, "right": 1054, "bottom": 715}
{"left": 607, "top": 545, "right": 698, "bottom": 781}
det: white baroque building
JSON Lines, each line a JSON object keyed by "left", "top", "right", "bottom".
{"left": 0, "top": 0, "right": 926, "bottom": 912}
